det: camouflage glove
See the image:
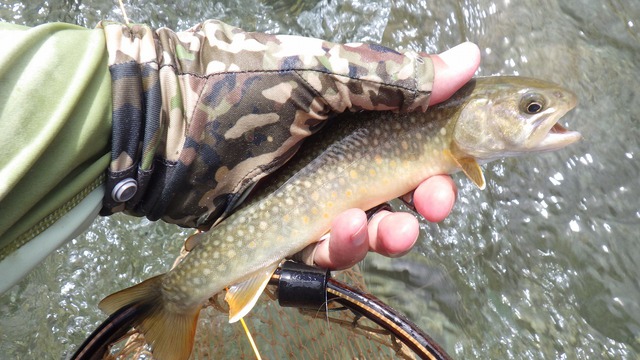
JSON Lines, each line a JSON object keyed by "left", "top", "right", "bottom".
{"left": 99, "top": 20, "right": 434, "bottom": 230}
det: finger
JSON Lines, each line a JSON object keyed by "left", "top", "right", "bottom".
{"left": 428, "top": 42, "right": 481, "bottom": 105}
{"left": 413, "top": 175, "right": 457, "bottom": 223}
{"left": 368, "top": 210, "right": 419, "bottom": 257}
{"left": 313, "top": 208, "right": 369, "bottom": 269}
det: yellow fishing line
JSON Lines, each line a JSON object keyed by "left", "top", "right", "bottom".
{"left": 240, "top": 317, "right": 262, "bottom": 360}
{"left": 117, "top": 0, "right": 130, "bottom": 25}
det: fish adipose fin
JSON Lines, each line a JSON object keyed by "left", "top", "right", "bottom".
{"left": 97, "top": 274, "right": 200, "bottom": 360}
{"left": 444, "top": 148, "right": 486, "bottom": 190}
{"left": 225, "top": 262, "right": 280, "bottom": 323}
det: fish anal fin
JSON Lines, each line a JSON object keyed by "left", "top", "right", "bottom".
{"left": 225, "top": 262, "right": 280, "bottom": 323}
{"left": 96, "top": 275, "right": 200, "bottom": 360}
{"left": 444, "top": 148, "right": 486, "bottom": 190}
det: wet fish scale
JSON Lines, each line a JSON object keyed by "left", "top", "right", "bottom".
{"left": 164, "top": 110, "right": 454, "bottom": 305}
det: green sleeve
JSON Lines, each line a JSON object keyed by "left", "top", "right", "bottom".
{"left": 0, "top": 22, "right": 111, "bottom": 267}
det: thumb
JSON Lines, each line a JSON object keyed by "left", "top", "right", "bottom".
{"left": 428, "top": 42, "right": 481, "bottom": 105}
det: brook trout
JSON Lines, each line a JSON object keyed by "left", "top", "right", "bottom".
{"left": 94, "top": 76, "right": 580, "bottom": 359}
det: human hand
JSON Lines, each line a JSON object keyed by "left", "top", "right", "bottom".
{"left": 313, "top": 42, "right": 480, "bottom": 269}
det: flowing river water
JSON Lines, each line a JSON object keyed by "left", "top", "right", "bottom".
{"left": 0, "top": 0, "right": 638, "bottom": 359}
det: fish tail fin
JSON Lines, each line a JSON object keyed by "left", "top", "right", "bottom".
{"left": 94, "top": 274, "right": 200, "bottom": 360}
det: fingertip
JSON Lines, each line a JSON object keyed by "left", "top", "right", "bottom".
{"left": 439, "top": 42, "right": 481, "bottom": 75}
{"left": 370, "top": 212, "right": 419, "bottom": 257}
{"left": 429, "top": 42, "right": 481, "bottom": 105}
{"left": 314, "top": 209, "right": 369, "bottom": 269}
{"left": 414, "top": 175, "right": 457, "bottom": 223}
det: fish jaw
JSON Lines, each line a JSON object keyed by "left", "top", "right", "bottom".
{"left": 530, "top": 104, "right": 582, "bottom": 152}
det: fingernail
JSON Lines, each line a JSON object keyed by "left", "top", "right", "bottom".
{"left": 439, "top": 42, "right": 475, "bottom": 67}
{"left": 351, "top": 221, "right": 368, "bottom": 247}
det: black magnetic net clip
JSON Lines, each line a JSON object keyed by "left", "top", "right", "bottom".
{"left": 276, "top": 261, "right": 330, "bottom": 310}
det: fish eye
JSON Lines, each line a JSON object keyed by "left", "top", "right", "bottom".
{"left": 520, "top": 93, "right": 546, "bottom": 115}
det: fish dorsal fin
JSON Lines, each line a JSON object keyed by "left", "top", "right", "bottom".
{"left": 214, "top": 182, "right": 260, "bottom": 227}
{"left": 184, "top": 231, "right": 207, "bottom": 251}
{"left": 445, "top": 147, "right": 486, "bottom": 190}
{"left": 277, "top": 127, "right": 370, "bottom": 190}
{"left": 225, "top": 262, "right": 280, "bottom": 323}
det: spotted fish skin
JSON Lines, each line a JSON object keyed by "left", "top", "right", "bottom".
{"left": 162, "top": 99, "right": 460, "bottom": 308}
{"left": 97, "top": 76, "right": 580, "bottom": 360}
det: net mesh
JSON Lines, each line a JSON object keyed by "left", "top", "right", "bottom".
{"left": 104, "top": 265, "right": 418, "bottom": 359}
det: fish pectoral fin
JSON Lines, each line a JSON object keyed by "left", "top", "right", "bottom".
{"left": 459, "top": 157, "right": 486, "bottom": 190}
{"left": 445, "top": 148, "right": 486, "bottom": 190}
{"left": 225, "top": 262, "right": 280, "bottom": 323}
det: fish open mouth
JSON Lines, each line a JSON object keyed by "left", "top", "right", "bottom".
{"left": 536, "top": 117, "right": 581, "bottom": 151}
{"left": 551, "top": 122, "right": 569, "bottom": 134}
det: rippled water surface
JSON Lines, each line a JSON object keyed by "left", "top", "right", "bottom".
{"left": 1, "top": 0, "right": 638, "bottom": 359}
